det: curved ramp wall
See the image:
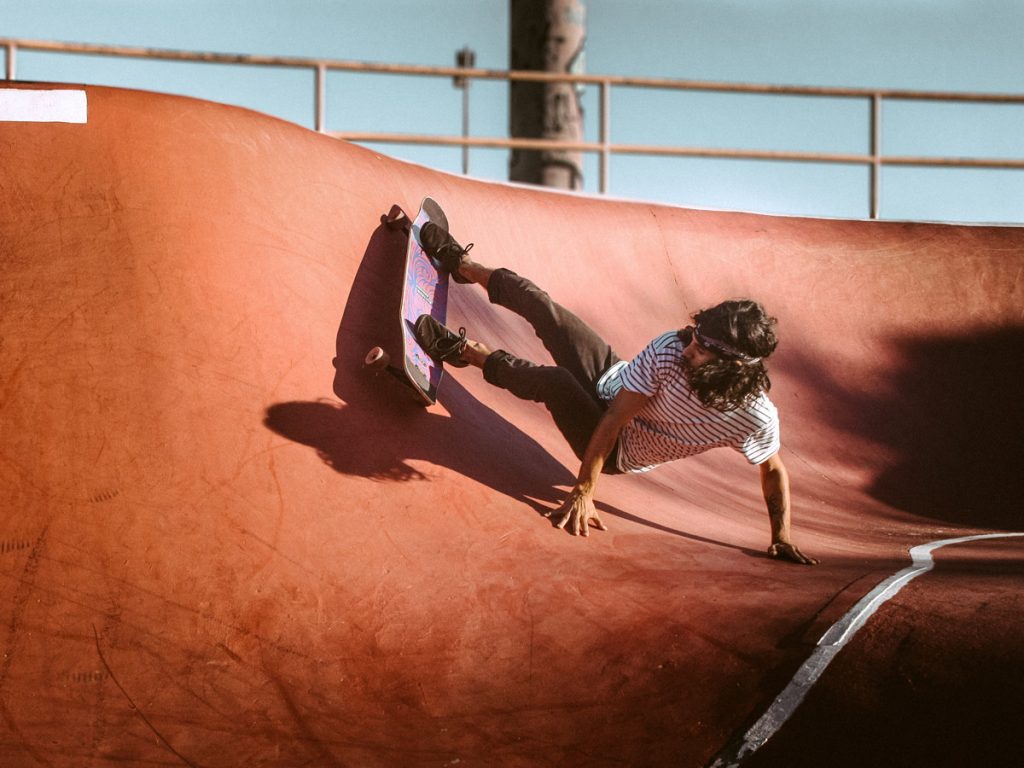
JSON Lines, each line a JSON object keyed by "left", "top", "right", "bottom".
{"left": 1, "top": 84, "right": 1021, "bottom": 767}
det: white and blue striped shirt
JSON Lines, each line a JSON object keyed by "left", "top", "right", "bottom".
{"left": 596, "top": 331, "right": 780, "bottom": 473}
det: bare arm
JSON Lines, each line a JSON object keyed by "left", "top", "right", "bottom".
{"left": 759, "top": 453, "right": 818, "bottom": 565}
{"left": 547, "top": 389, "right": 650, "bottom": 536}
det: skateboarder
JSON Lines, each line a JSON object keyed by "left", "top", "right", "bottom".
{"left": 413, "top": 224, "right": 817, "bottom": 565}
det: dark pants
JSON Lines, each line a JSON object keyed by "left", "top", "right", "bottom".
{"left": 481, "top": 269, "right": 623, "bottom": 473}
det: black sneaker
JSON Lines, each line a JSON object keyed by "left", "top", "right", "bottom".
{"left": 413, "top": 315, "right": 469, "bottom": 367}
{"left": 420, "top": 222, "right": 474, "bottom": 283}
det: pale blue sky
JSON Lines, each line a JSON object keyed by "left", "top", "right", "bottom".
{"left": 3, "top": 0, "right": 1023, "bottom": 223}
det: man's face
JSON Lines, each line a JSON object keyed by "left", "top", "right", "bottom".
{"left": 682, "top": 332, "right": 719, "bottom": 369}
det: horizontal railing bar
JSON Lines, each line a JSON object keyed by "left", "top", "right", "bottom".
{"left": 875, "top": 155, "right": 1024, "bottom": 169}
{"left": 336, "top": 132, "right": 869, "bottom": 163}
{"left": 330, "top": 132, "right": 602, "bottom": 152}
{"left": 611, "top": 145, "right": 870, "bottom": 163}
{"left": 4, "top": 37, "right": 1024, "bottom": 104}
{"left": 332, "top": 132, "right": 1024, "bottom": 169}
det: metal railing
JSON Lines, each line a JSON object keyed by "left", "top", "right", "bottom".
{"left": 4, "top": 37, "right": 1024, "bottom": 219}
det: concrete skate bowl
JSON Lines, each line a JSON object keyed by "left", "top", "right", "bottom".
{"left": 1, "top": 84, "right": 1022, "bottom": 767}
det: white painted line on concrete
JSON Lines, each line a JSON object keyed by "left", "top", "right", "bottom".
{"left": 708, "top": 532, "right": 1024, "bottom": 767}
{"left": 0, "top": 89, "right": 87, "bottom": 123}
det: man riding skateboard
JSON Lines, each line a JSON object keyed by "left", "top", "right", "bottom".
{"left": 413, "top": 221, "right": 816, "bottom": 565}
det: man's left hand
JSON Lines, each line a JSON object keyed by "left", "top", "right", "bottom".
{"left": 768, "top": 542, "right": 819, "bottom": 565}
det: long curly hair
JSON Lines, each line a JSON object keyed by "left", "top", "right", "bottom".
{"left": 680, "top": 299, "right": 778, "bottom": 411}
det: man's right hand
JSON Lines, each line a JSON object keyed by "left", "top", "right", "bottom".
{"left": 548, "top": 389, "right": 647, "bottom": 538}
{"left": 546, "top": 487, "right": 607, "bottom": 537}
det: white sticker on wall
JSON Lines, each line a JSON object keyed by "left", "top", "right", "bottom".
{"left": 0, "top": 89, "right": 88, "bottom": 123}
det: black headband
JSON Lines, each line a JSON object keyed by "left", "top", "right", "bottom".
{"left": 694, "top": 325, "right": 762, "bottom": 364}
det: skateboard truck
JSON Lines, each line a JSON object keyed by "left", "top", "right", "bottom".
{"left": 363, "top": 345, "right": 418, "bottom": 391}
{"left": 365, "top": 343, "right": 434, "bottom": 398}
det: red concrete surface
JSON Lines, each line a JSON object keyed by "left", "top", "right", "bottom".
{"left": 743, "top": 537, "right": 1024, "bottom": 768}
{"left": 1, "top": 84, "right": 1022, "bottom": 767}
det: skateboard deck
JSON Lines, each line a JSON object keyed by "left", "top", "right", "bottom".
{"left": 365, "top": 197, "right": 450, "bottom": 406}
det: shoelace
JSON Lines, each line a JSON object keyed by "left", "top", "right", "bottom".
{"left": 440, "top": 241, "right": 474, "bottom": 259}
{"left": 436, "top": 327, "right": 468, "bottom": 361}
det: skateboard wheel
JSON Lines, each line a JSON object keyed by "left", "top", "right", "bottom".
{"left": 365, "top": 347, "right": 390, "bottom": 369}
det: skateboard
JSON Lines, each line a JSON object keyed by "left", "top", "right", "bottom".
{"left": 364, "top": 197, "right": 451, "bottom": 406}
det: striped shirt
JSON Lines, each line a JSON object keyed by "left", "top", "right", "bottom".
{"left": 595, "top": 331, "right": 780, "bottom": 473}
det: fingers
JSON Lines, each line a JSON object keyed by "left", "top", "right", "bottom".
{"left": 548, "top": 496, "right": 578, "bottom": 533}
{"left": 544, "top": 497, "right": 575, "bottom": 529}
{"left": 547, "top": 496, "right": 606, "bottom": 537}
{"left": 768, "top": 543, "right": 819, "bottom": 565}
{"left": 796, "top": 548, "right": 819, "bottom": 565}
{"left": 568, "top": 503, "right": 586, "bottom": 536}
{"left": 789, "top": 545, "right": 818, "bottom": 565}
{"left": 577, "top": 509, "right": 605, "bottom": 537}
{"left": 575, "top": 508, "right": 605, "bottom": 537}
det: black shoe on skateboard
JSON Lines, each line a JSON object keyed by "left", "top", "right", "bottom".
{"left": 414, "top": 315, "right": 469, "bottom": 367}
{"left": 420, "top": 222, "right": 474, "bottom": 283}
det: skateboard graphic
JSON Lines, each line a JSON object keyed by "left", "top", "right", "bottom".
{"left": 364, "top": 197, "right": 451, "bottom": 406}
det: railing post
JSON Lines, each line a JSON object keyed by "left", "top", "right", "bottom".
{"left": 315, "top": 63, "right": 326, "bottom": 132}
{"left": 461, "top": 84, "right": 471, "bottom": 175}
{"left": 870, "top": 93, "right": 882, "bottom": 219}
{"left": 599, "top": 79, "right": 611, "bottom": 194}
{"left": 454, "top": 47, "right": 475, "bottom": 175}
{"left": 5, "top": 42, "right": 16, "bottom": 80}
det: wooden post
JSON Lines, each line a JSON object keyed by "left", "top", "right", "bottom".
{"left": 509, "top": 0, "right": 586, "bottom": 190}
